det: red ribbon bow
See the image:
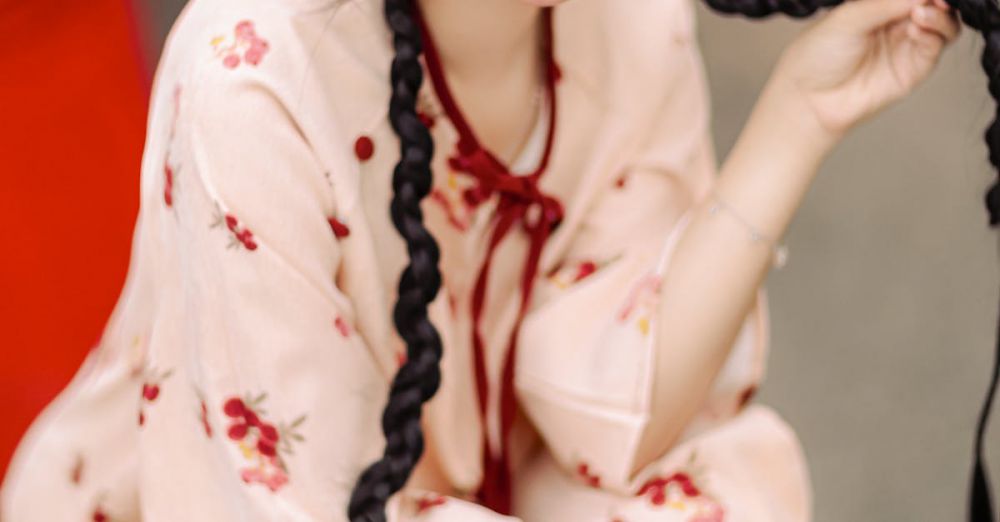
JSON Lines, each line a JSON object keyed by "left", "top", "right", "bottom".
{"left": 449, "top": 146, "right": 563, "bottom": 515}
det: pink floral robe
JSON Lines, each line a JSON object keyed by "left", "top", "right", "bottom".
{"left": 0, "top": 0, "right": 811, "bottom": 520}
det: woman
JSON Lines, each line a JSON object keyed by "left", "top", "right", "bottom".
{"left": 0, "top": 0, "right": 961, "bottom": 520}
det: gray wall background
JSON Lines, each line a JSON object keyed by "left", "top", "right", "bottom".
{"left": 144, "top": 2, "right": 999, "bottom": 519}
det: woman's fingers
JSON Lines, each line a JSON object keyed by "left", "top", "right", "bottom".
{"left": 911, "top": 3, "right": 961, "bottom": 42}
{"left": 835, "top": 0, "right": 920, "bottom": 32}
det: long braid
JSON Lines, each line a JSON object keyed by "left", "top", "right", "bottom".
{"left": 947, "top": 1, "right": 1000, "bottom": 517}
{"left": 701, "top": 0, "right": 1000, "bottom": 518}
{"left": 347, "top": 0, "right": 441, "bottom": 520}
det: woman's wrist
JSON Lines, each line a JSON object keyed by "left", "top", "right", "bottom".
{"left": 754, "top": 69, "right": 844, "bottom": 159}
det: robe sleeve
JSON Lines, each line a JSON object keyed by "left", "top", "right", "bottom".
{"left": 3, "top": 16, "right": 521, "bottom": 518}
{"left": 514, "top": 4, "right": 770, "bottom": 496}
{"left": 167, "top": 62, "right": 526, "bottom": 521}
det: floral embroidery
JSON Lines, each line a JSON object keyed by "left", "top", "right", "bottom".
{"left": 70, "top": 453, "right": 84, "bottom": 485}
{"left": 616, "top": 272, "right": 662, "bottom": 336}
{"left": 138, "top": 367, "right": 174, "bottom": 426}
{"left": 416, "top": 91, "right": 441, "bottom": 129}
{"left": 333, "top": 314, "right": 352, "bottom": 337}
{"left": 223, "top": 392, "right": 306, "bottom": 492}
{"left": 546, "top": 255, "right": 620, "bottom": 289}
{"left": 632, "top": 452, "right": 725, "bottom": 521}
{"left": 415, "top": 493, "right": 447, "bottom": 514}
{"left": 209, "top": 201, "right": 258, "bottom": 251}
{"left": 576, "top": 461, "right": 602, "bottom": 488}
{"left": 328, "top": 216, "right": 351, "bottom": 238}
{"left": 210, "top": 20, "right": 270, "bottom": 70}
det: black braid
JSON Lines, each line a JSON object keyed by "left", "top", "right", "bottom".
{"left": 701, "top": 0, "right": 1000, "bottom": 518}
{"left": 347, "top": 0, "right": 441, "bottom": 520}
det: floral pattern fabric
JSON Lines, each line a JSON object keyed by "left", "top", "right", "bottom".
{"left": 1, "top": 0, "right": 810, "bottom": 520}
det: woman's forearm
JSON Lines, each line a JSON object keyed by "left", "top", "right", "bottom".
{"left": 632, "top": 76, "right": 840, "bottom": 474}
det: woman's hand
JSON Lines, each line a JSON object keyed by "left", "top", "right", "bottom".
{"left": 769, "top": 0, "right": 961, "bottom": 140}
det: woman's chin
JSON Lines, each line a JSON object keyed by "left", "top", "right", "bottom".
{"left": 521, "top": 0, "right": 569, "bottom": 6}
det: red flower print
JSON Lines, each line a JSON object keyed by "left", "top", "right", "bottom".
{"left": 616, "top": 272, "right": 662, "bottom": 336}
{"left": 634, "top": 457, "right": 725, "bottom": 520}
{"left": 211, "top": 20, "right": 270, "bottom": 70}
{"left": 334, "top": 314, "right": 352, "bottom": 337}
{"left": 576, "top": 461, "right": 601, "bottom": 488}
{"left": 222, "top": 392, "right": 306, "bottom": 492}
{"left": 638, "top": 472, "right": 702, "bottom": 504}
{"left": 142, "top": 383, "right": 160, "bottom": 401}
{"left": 416, "top": 493, "right": 447, "bottom": 514}
{"left": 547, "top": 256, "right": 620, "bottom": 289}
{"left": 328, "top": 216, "right": 351, "bottom": 238}
{"left": 574, "top": 260, "right": 598, "bottom": 282}
{"left": 415, "top": 91, "right": 439, "bottom": 129}
{"left": 138, "top": 367, "right": 174, "bottom": 427}
{"left": 417, "top": 109, "right": 436, "bottom": 129}
{"left": 209, "top": 201, "right": 258, "bottom": 251}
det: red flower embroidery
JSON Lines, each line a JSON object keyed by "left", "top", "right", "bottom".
{"left": 333, "top": 314, "right": 352, "bottom": 337}
{"left": 211, "top": 20, "right": 270, "bottom": 70}
{"left": 222, "top": 392, "right": 306, "bottom": 492}
{"left": 416, "top": 91, "right": 439, "bottom": 129}
{"left": 638, "top": 472, "right": 702, "bottom": 505}
{"left": 138, "top": 367, "right": 174, "bottom": 427}
{"left": 616, "top": 272, "right": 662, "bottom": 336}
{"left": 210, "top": 201, "right": 258, "bottom": 251}
{"left": 547, "top": 256, "right": 619, "bottom": 289}
{"left": 576, "top": 462, "right": 601, "bottom": 488}
{"left": 328, "top": 216, "right": 351, "bottom": 238}
{"left": 635, "top": 463, "right": 725, "bottom": 520}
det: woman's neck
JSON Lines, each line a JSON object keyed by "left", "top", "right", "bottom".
{"left": 416, "top": 0, "right": 547, "bottom": 163}
{"left": 417, "top": 0, "right": 542, "bottom": 83}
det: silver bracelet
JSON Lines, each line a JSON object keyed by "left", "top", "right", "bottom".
{"left": 707, "top": 190, "right": 789, "bottom": 269}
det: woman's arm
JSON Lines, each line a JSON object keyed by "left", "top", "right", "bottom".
{"left": 634, "top": 0, "right": 961, "bottom": 471}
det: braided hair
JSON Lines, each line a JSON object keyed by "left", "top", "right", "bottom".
{"left": 347, "top": 0, "right": 441, "bottom": 520}
{"left": 349, "top": 0, "right": 1000, "bottom": 520}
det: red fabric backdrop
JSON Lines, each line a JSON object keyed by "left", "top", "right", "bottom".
{"left": 0, "top": 0, "right": 150, "bottom": 478}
